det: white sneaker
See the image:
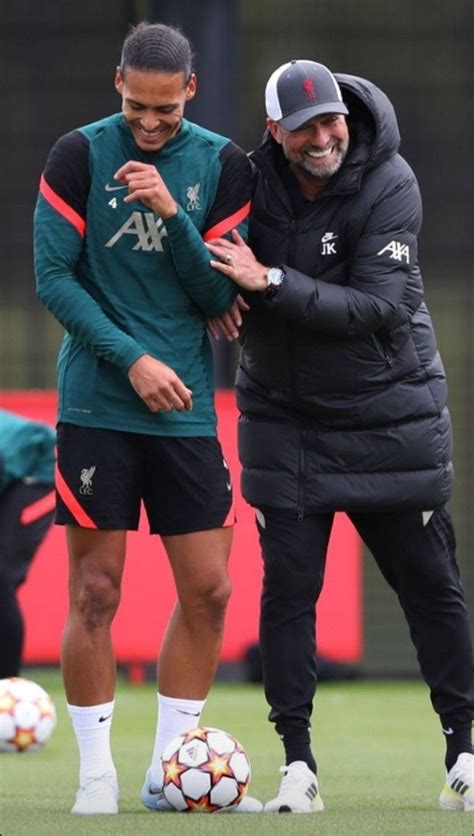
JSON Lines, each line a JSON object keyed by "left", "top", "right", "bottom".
{"left": 216, "top": 794, "right": 263, "bottom": 813}
{"left": 71, "top": 771, "right": 119, "bottom": 815}
{"left": 140, "top": 769, "right": 174, "bottom": 811}
{"left": 264, "top": 761, "right": 324, "bottom": 813}
{"left": 439, "top": 752, "right": 474, "bottom": 812}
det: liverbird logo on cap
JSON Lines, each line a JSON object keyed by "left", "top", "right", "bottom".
{"left": 302, "top": 78, "right": 316, "bottom": 100}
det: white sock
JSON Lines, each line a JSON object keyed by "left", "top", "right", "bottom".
{"left": 67, "top": 701, "right": 116, "bottom": 785}
{"left": 149, "top": 693, "right": 206, "bottom": 786}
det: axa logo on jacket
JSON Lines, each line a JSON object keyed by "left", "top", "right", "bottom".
{"left": 377, "top": 240, "right": 410, "bottom": 263}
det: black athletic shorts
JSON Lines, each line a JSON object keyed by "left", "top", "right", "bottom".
{"left": 55, "top": 423, "right": 234, "bottom": 535}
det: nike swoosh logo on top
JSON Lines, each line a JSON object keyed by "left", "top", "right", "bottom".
{"left": 175, "top": 709, "right": 200, "bottom": 716}
{"left": 442, "top": 727, "right": 454, "bottom": 735}
{"left": 105, "top": 183, "right": 128, "bottom": 192}
{"left": 98, "top": 713, "right": 113, "bottom": 722}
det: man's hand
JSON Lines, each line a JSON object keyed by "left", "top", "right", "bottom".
{"left": 128, "top": 354, "right": 193, "bottom": 413}
{"left": 206, "top": 229, "right": 268, "bottom": 292}
{"left": 114, "top": 161, "right": 178, "bottom": 218}
{"left": 207, "top": 294, "right": 250, "bottom": 341}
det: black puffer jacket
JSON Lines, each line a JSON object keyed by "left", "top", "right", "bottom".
{"left": 237, "top": 74, "right": 453, "bottom": 512}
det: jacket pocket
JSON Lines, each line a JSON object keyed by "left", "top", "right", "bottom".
{"left": 370, "top": 332, "right": 393, "bottom": 366}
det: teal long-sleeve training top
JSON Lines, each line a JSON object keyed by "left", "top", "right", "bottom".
{"left": 34, "top": 114, "right": 252, "bottom": 436}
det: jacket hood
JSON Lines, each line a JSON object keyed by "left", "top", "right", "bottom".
{"left": 252, "top": 74, "right": 401, "bottom": 190}
{"left": 336, "top": 73, "right": 401, "bottom": 170}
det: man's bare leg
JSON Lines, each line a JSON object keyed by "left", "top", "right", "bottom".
{"left": 144, "top": 527, "right": 232, "bottom": 791}
{"left": 62, "top": 527, "right": 126, "bottom": 814}
{"left": 159, "top": 526, "right": 233, "bottom": 697}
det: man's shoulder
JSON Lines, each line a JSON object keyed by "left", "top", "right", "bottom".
{"left": 77, "top": 113, "right": 123, "bottom": 142}
{"left": 184, "top": 120, "right": 246, "bottom": 159}
{"left": 49, "top": 114, "right": 123, "bottom": 158}
{"left": 0, "top": 411, "right": 56, "bottom": 456}
{"left": 361, "top": 152, "right": 418, "bottom": 197}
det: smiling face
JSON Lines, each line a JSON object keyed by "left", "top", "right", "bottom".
{"left": 115, "top": 67, "right": 196, "bottom": 152}
{"left": 268, "top": 112, "right": 349, "bottom": 183}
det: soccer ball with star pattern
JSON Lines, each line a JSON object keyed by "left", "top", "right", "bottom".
{"left": 161, "top": 726, "right": 251, "bottom": 812}
{"left": 0, "top": 677, "right": 57, "bottom": 752}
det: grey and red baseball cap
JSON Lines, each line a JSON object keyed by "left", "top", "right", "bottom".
{"left": 265, "top": 59, "right": 348, "bottom": 131}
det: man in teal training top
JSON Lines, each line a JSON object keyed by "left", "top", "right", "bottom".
{"left": 34, "top": 21, "right": 260, "bottom": 815}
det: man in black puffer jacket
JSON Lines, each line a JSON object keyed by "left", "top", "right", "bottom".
{"left": 207, "top": 59, "right": 474, "bottom": 813}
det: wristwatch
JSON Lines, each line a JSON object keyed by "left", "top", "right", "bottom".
{"left": 265, "top": 267, "right": 285, "bottom": 297}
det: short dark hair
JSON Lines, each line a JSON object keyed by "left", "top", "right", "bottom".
{"left": 120, "top": 22, "right": 194, "bottom": 81}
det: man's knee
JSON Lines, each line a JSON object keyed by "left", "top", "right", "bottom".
{"left": 181, "top": 573, "right": 232, "bottom": 625}
{"left": 208, "top": 575, "right": 232, "bottom": 614}
{"left": 70, "top": 568, "right": 122, "bottom": 631}
{"left": 263, "top": 560, "right": 324, "bottom": 603}
{"left": 66, "top": 528, "right": 125, "bottom": 631}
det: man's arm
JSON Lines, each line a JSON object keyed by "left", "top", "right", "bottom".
{"left": 115, "top": 142, "right": 253, "bottom": 317}
{"left": 34, "top": 134, "right": 192, "bottom": 413}
{"left": 34, "top": 132, "right": 146, "bottom": 373}
{"left": 208, "top": 173, "right": 422, "bottom": 338}
{"left": 168, "top": 142, "right": 253, "bottom": 316}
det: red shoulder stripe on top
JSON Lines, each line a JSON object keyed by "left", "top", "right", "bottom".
{"left": 40, "top": 174, "right": 86, "bottom": 238}
{"left": 203, "top": 200, "right": 251, "bottom": 242}
{"left": 55, "top": 465, "right": 97, "bottom": 528}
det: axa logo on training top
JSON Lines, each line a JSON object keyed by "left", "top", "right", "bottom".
{"left": 103, "top": 180, "right": 201, "bottom": 251}
{"left": 105, "top": 212, "right": 168, "bottom": 252}
{"left": 377, "top": 240, "right": 410, "bottom": 263}
{"left": 321, "top": 231, "right": 338, "bottom": 255}
{"left": 79, "top": 466, "right": 96, "bottom": 496}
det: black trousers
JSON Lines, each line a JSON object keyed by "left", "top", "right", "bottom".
{"left": 0, "top": 482, "right": 55, "bottom": 677}
{"left": 257, "top": 505, "right": 474, "bottom": 736}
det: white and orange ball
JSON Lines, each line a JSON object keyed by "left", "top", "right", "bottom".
{"left": 161, "top": 727, "right": 251, "bottom": 812}
{"left": 0, "top": 677, "right": 57, "bottom": 752}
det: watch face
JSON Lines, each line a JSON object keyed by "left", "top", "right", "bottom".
{"left": 267, "top": 268, "right": 284, "bottom": 286}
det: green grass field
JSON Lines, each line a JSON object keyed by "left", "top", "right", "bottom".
{"left": 0, "top": 670, "right": 470, "bottom": 835}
